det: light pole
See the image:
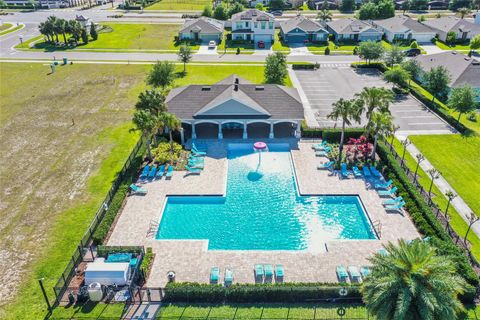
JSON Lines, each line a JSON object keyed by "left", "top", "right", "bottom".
{"left": 413, "top": 153, "right": 424, "bottom": 184}
{"left": 400, "top": 138, "right": 410, "bottom": 168}
{"left": 427, "top": 168, "right": 440, "bottom": 204}
{"left": 444, "top": 190, "right": 457, "bottom": 216}
{"left": 389, "top": 125, "right": 399, "bottom": 152}
{"left": 464, "top": 212, "right": 480, "bottom": 244}
{"left": 19, "top": 35, "right": 23, "bottom": 45}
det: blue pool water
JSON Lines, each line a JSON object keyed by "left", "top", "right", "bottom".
{"left": 156, "top": 144, "right": 376, "bottom": 250}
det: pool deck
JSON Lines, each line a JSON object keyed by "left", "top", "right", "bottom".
{"left": 108, "top": 139, "right": 419, "bottom": 286}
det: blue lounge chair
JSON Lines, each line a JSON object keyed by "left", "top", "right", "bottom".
{"left": 166, "top": 166, "right": 174, "bottom": 178}
{"left": 317, "top": 161, "right": 334, "bottom": 170}
{"left": 360, "top": 266, "right": 371, "bottom": 278}
{"left": 210, "top": 267, "right": 219, "bottom": 284}
{"left": 254, "top": 264, "right": 264, "bottom": 281}
{"left": 189, "top": 156, "right": 204, "bottom": 163}
{"left": 264, "top": 264, "right": 273, "bottom": 278}
{"left": 192, "top": 142, "right": 206, "bottom": 152}
{"left": 156, "top": 165, "right": 165, "bottom": 178}
{"left": 148, "top": 166, "right": 157, "bottom": 180}
{"left": 185, "top": 165, "right": 202, "bottom": 174}
{"left": 129, "top": 184, "right": 147, "bottom": 195}
{"left": 139, "top": 165, "right": 150, "bottom": 180}
{"left": 336, "top": 265, "right": 348, "bottom": 282}
{"left": 374, "top": 179, "right": 393, "bottom": 190}
{"left": 224, "top": 268, "right": 234, "bottom": 286}
{"left": 363, "top": 166, "right": 372, "bottom": 177}
{"left": 382, "top": 196, "right": 403, "bottom": 206}
{"left": 341, "top": 163, "right": 351, "bottom": 178}
{"left": 352, "top": 166, "right": 362, "bottom": 178}
{"left": 385, "top": 201, "right": 406, "bottom": 212}
{"left": 311, "top": 141, "right": 327, "bottom": 150}
{"left": 275, "top": 265, "right": 284, "bottom": 280}
{"left": 378, "top": 186, "right": 398, "bottom": 197}
{"left": 313, "top": 143, "right": 329, "bottom": 151}
{"left": 378, "top": 248, "right": 388, "bottom": 256}
{"left": 188, "top": 161, "right": 204, "bottom": 169}
{"left": 370, "top": 166, "right": 382, "bottom": 178}
{"left": 348, "top": 266, "right": 362, "bottom": 283}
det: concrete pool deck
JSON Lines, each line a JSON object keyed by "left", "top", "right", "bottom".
{"left": 108, "top": 140, "right": 419, "bottom": 287}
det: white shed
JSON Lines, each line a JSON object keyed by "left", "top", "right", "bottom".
{"left": 84, "top": 258, "right": 130, "bottom": 286}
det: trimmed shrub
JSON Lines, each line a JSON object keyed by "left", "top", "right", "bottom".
{"left": 292, "top": 63, "right": 317, "bottom": 70}
{"left": 97, "top": 245, "right": 144, "bottom": 257}
{"left": 322, "top": 129, "right": 364, "bottom": 143}
{"left": 300, "top": 121, "right": 322, "bottom": 138}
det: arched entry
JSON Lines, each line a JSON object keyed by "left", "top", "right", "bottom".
{"left": 247, "top": 121, "right": 270, "bottom": 139}
{"left": 274, "top": 121, "right": 296, "bottom": 138}
{"left": 222, "top": 121, "right": 244, "bottom": 139}
{"left": 195, "top": 122, "right": 218, "bottom": 139}
{"left": 181, "top": 122, "right": 192, "bottom": 141}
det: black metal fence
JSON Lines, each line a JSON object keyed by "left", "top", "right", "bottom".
{"left": 51, "top": 136, "right": 146, "bottom": 306}
{"left": 381, "top": 136, "right": 480, "bottom": 268}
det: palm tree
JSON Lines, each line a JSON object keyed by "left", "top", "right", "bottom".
{"left": 132, "top": 110, "right": 157, "bottom": 160}
{"left": 327, "top": 98, "right": 363, "bottom": 163}
{"left": 458, "top": 7, "right": 471, "bottom": 19}
{"left": 39, "top": 21, "right": 53, "bottom": 42}
{"left": 162, "top": 112, "right": 181, "bottom": 147}
{"left": 365, "top": 111, "right": 393, "bottom": 160}
{"left": 135, "top": 89, "right": 167, "bottom": 117}
{"left": 362, "top": 240, "right": 467, "bottom": 319}
{"left": 355, "top": 87, "right": 394, "bottom": 126}
{"left": 317, "top": 9, "right": 332, "bottom": 23}
{"left": 47, "top": 16, "right": 61, "bottom": 43}
{"left": 58, "top": 19, "right": 68, "bottom": 44}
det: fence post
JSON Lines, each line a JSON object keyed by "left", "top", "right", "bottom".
{"left": 38, "top": 278, "right": 51, "bottom": 312}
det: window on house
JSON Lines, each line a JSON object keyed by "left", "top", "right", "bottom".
{"left": 261, "top": 22, "right": 266, "bottom": 29}
{"left": 254, "top": 22, "right": 258, "bottom": 28}
{"left": 236, "top": 22, "right": 242, "bottom": 29}
{"left": 269, "top": 22, "right": 274, "bottom": 29}
{"left": 245, "top": 22, "right": 249, "bottom": 28}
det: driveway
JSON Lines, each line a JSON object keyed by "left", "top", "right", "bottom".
{"left": 420, "top": 43, "right": 444, "bottom": 55}
{"left": 294, "top": 66, "right": 454, "bottom": 134}
{"left": 196, "top": 43, "right": 218, "bottom": 55}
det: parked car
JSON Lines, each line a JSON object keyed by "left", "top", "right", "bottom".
{"left": 257, "top": 41, "right": 265, "bottom": 49}
{"left": 403, "top": 48, "right": 421, "bottom": 57}
{"left": 208, "top": 40, "right": 216, "bottom": 48}
{"left": 268, "top": 10, "right": 283, "bottom": 16}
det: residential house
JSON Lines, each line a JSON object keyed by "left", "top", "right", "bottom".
{"left": 230, "top": 9, "right": 275, "bottom": 45}
{"left": 249, "top": 0, "right": 303, "bottom": 8}
{"left": 166, "top": 75, "right": 304, "bottom": 141}
{"left": 414, "top": 52, "right": 480, "bottom": 101}
{"left": 422, "top": 16, "right": 480, "bottom": 42}
{"left": 308, "top": 0, "right": 339, "bottom": 10}
{"left": 179, "top": 17, "right": 224, "bottom": 43}
{"left": 37, "top": 0, "right": 88, "bottom": 8}
{"left": 371, "top": 15, "right": 436, "bottom": 42}
{"left": 280, "top": 15, "right": 329, "bottom": 43}
{"left": 326, "top": 18, "right": 382, "bottom": 41}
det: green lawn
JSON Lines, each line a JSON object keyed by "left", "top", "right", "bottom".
{"left": 307, "top": 40, "right": 356, "bottom": 55}
{"left": 16, "top": 24, "right": 196, "bottom": 52}
{"left": 217, "top": 31, "right": 255, "bottom": 54}
{"left": 272, "top": 29, "right": 290, "bottom": 52}
{"left": 435, "top": 39, "right": 471, "bottom": 52}
{"left": 0, "top": 63, "right": 283, "bottom": 320}
{"left": 0, "top": 23, "right": 12, "bottom": 32}
{"left": 0, "top": 23, "right": 23, "bottom": 36}
{"left": 145, "top": 0, "right": 211, "bottom": 10}
{"left": 381, "top": 40, "right": 426, "bottom": 54}
{"left": 390, "top": 137, "right": 480, "bottom": 261}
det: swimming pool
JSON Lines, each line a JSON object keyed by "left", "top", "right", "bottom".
{"left": 156, "top": 144, "right": 376, "bottom": 250}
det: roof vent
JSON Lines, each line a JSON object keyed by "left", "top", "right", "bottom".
{"left": 255, "top": 86, "right": 265, "bottom": 91}
{"left": 201, "top": 86, "right": 211, "bottom": 91}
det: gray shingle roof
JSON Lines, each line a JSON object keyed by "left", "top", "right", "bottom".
{"left": 422, "top": 16, "right": 480, "bottom": 35}
{"left": 373, "top": 15, "right": 434, "bottom": 33}
{"left": 327, "top": 18, "right": 381, "bottom": 35}
{"left": 231, "top": 9, "right": 274, "bottom": 22}
{"left": 180, "top": 17, "right": 224, "bottom": 34}
{"left": 166, "top": 76, "right": 303, "bottom": 120}
{"left": 414, "top": 51, "right": 480, "bottom": 88}
{"left": 280, "top": 15, "right": 328, "bottom": 34}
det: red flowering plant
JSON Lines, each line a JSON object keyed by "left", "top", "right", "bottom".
{"left": 345, "top": 136, "right": 372, "bottom": 164}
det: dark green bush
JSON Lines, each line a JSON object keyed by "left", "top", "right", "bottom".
{"left": 163, "top": 282, "right": 362, "bottom": 303}
{"left": 292, "top": 63, "right": 317, "bottom": 70}
{"left": 97, "top": 245, "right": 144, "bottom": 257}
{"left": 351, "top": 62, "right": 388, "bottom": 72}
{"left": 322, "top": 129, "right": 364, "bottom": 143}
{"left": 300, "top": 121, "right": 322, "bottom": 138}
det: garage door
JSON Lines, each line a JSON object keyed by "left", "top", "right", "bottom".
{"left": 200, "top": 34, "right": 219, "bottom": 43}
{"left": 286, "top": 34, "right": 306, "bottom": 43}
{"left": 254, "top": 34, "right": 272, "bottom": 44}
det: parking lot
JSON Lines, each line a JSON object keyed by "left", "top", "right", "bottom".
{"left": 294, "top": 67, "right": 454, "bottom": 135}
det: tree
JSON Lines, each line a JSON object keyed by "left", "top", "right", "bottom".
{"left": 449, "top": 0, "right": 471, "bottom": 11}
{"left": 423, "top": 66, "right": 451, "bottom": 101}
{"left": 81, "top": 28, "right": 89, "bottom": 44}
{"left": 327, "top": 98, "right": 363, "bottom": 163}
{"left": 446, "top": 31, "right": 457, "bottom": 45}
{"left": 228, "top": 2, "right": 244, "bottom": 17}
{"left": 366, "top": 111, "right": 393, "bottom": 160}
{"left": 264, "top": 52, "right": 288, "bottom": 85}
{"left": 448, "top": 85, "right": 477, "bottom": 122}
{"left": 357, "top": 41, "right": 384, "bottom": 64}
{"left": 135, "top": 89, "right": 167, "bottom": 116}
{"left": 340, "top": 0, "right": 355, "bottom": 12}
{"left": 321, "top": 0, "right": 329, "bottom": 10}
{"left": 410, "top": 40, "right": 418, "bottom": 48}
{"left": 469, "top": 34, "right": 480, "bottom": 50}
{"left": 358, "top": 2, "right": 377, "bottom": 20}
{"left": 355, "top": 87, "right": 394, "bottom": 125}
{"left": 28, "top": 0, "right": 36, "bottom": 11}
{"left": 409, "top": 0, "right": 428, "bottom": 10}
{"left": 213, "top": 4, "right": 228, "bottom": 20}
{"left": 255, "top": 3, "right": 264, "bottom": 10}
{"left": 384, "top": 44, "right": 404, "bottom": 67}
{"left": 68, "top": 20, "right": 82, "bottom": 42}
{"left": 47, "top": 16, "right": 60, "bottom": 42}
{"left": 401, "top": 0, "right": 410, "bottom": 13}
{"left": 375, "top": 0, "right": 395, "bottom": 19}
{"left": 401, "top": 59, "right": 422, "bottom": 83}
{"left": 162, "top": 112, "right": 181, "bottom": 147}
{"left": 363, "top": 240, "right": 467, "bottom": 319}
{"left": 132, "top": 110, "right": 157, "bottom": 159}
{"left": 39, "top": 21, "right": 54, "bottom": 42}
{"left": 90, "top": 23, "right": 98, "bottom": 41}
{"left": 178, "top": 44, "right": 193, "bottom": 73}
{"left": 458, "top": 7, "right": 471, "bottom": 18}
{"left": 384, "top": 66, "right": 410, "bottom": 89}
{"left": 317, "top": 9, "right": 332, "bottom": 22}
{"left": 0, "top": 0, "right": 7, "bottom": 8}
{"left": 201, "top": 5, "right": 212, "bottom": 17}
{"left": 270, "top": 0, "right": 285, "bottom": 9}
{"left": 147, "top": 61, "right": 176, "bottom": 89}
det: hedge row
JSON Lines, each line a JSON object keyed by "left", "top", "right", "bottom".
{"left": 92, "top": 145, "right": 145, "bottom": 245}
{"left": 300, "top": 122, "right": 365, "bottom": 141}
{"left": 97, "top": 245, "right": 144, "bottom": 257}
{"left": 163, "top": 282, "right": 362, "bottom": 303}
{"left": 377, "top": 141, "right": 478, "bottom": 302}
{"left": 292, "top": 63, "right": 319, "bottom": 70}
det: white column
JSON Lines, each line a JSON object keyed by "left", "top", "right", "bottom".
{"left": 218, "top": 122, "right": 223, "bottom": 139}
{"left": 269, "top": 122, "right": 274, "bottom": 139}
{"left": 243, "top": 122, "right": 248, "bottom": 139}
{"left": 295, "top": 121, "right": 301, "bottom": 138}
{"left": 180, "top": 128, "right": 185, "bottom": 145}
{"left": 192, "top": 122, "right": 197, "bottom": 140}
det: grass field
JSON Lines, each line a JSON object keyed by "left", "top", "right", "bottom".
{"left": 0, "top": 63, "right": 278, "bottom": 320}
{"left": 145, "top": 0, "right": 211, "bottom": 10}
{"left": 435, "top": 39, "right": 471, "bottom": 52}
{"left": 307, "top": 41, "right": 356, "bottom": 55}
{"left": 272, "top": 30, "right": 290, "bottom": 52}
{"left": 0, "top": 23, "right": 12, "bottom": 32}
{"left": 217, "top": 31, "right": 255, "bottom": 54}
{"left": 17, "top": 24, "right": 196, "bottom": 52}
{"left": 409, "top": 135, "right": 480, "bottom": 215}
{"left": 0, "top": 23, "right": 23, "bottom": 36}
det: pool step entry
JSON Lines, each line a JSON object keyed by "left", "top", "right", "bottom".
{"left": 372, "top": 220, "right": 382, "bottom": 239}
{"left": 146, "top": 220, "right": 159, "bottom": 238}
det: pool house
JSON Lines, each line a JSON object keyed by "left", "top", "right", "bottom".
{"left": 165, "top": 75, "right": 305, "bottom": 142}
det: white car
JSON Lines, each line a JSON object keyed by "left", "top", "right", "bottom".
{"left": 208, "top": 40, "right": 216, "bottom": 48}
